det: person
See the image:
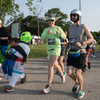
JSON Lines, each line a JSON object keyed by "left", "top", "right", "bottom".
{"left": 0, "top": 20, "right": 12, "bottom": 64}
{"left": 91, "top": 39, "right": 96, "bottom": 57}
{"left": 67, "top": 9, "right": 93, "bottom": 99}
{"left": 4, "top": 31, "right": 32, "bottom": 92}
{"left": 41, "top": 15, "right": 66, "bottom": 94}
{"left": 2, "top": 37, "right": 19, "bottom": 80}
{"left": 82, "top": 43, "right": 92, "bottom": 72}
{"left": 64, "top": 31, "right": 69, "bottom": 56}
{"left": 56, "top": 37, "right": 67, "bottom": 74}
{"left": 15, "top": 33, "right": 20, "bottom": 39}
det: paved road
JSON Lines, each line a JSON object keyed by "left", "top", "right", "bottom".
{"left": 0, "top": 52, "right": 100, "bottom": 100}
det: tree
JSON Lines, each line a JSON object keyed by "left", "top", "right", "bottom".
{"left": 26, "top": 0, "right": 42, "bottom": 43}
{"left": 0, "top": 0, "right": 24, "bottom": 25}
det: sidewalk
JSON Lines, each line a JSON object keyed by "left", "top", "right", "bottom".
{"left": 0, "top": 52, "right": 100, "bottom": 100}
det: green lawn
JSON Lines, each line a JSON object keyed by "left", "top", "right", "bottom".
{"left": 28, "top": 43, "right": 47, "bottom": 58}
{"left": 28, "top": 43, "right": 100, "bottom": 58}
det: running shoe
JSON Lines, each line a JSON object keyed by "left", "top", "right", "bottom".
{"left": 93, "top": 55, "right": 95, "bottom": 57}
{"left": 4, "top": 74, "right": 8, "bottom": 80}
{"left": 91, "top": 54, "right": 93, "bottom": 57}
{"left": 88, "top": 62, "right": 91, "bottom": 69}
{"left": 7, "top": 76, "right": 11, "bottom": 80}
{"left": 20, "top": 74, "right": 26, "bottom": 84}
{"left": 72, "top": 84, "right": 79, "bottom": 93}
{"left": 61, "top": 72, "right": 66, "bottom": 83}
{"left": 76, "top": 90, "right": 85, "bottom": 99}
{"left": 4, "top": 86, "right": 14, "bottom": 92}
{"left": 42, "top": 84, "right": 51, "bottom": 93}
{"left": 56, "top": 71, "right": 59, "bottom": 75}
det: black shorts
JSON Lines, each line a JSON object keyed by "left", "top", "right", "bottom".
{"left": 67, "top": 53, "right": 86, "bottom": 69}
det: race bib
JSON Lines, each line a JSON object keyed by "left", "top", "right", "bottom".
{"left": 48, "top": 39, "right": 55, "bottom": 45}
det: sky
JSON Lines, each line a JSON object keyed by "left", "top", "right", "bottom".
{"left": 6, "top": 0, "right": 100, "bottom": 32}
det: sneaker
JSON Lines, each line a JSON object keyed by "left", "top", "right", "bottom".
{"left": 56, "top": 71, "right": 59, "bottom": 75}
{"left": 76, "top": 90, "right": 85, "bottom": 99}
{"left": 88, "top": 62, "right": 91, "bottom": 69}
{"left": 20, "top": 74, "right": 26, "bottom": 84}
{"left": 4, "top": 74, "right": 8, "bottom": 80}
{"left": 91, "top": 54, "right": 93, "bottom": 57}
{"left": 7, "top": 76, "right": 11, "bottom": 80}
{"left": 61, "top": 72, "right": 66, "bottom": 83}
{"left": 72, "top": 84, "right": 79, "bottom": 93}
{"left": 93, "top": 55, "right": 95, "bottom": 57}
{"left": 4, "top": 86, "right": 14, "bottom": 92}
{"left": 42, "top": 84, "right": 51, "bottom": 93}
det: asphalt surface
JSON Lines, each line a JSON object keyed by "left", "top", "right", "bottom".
{"left": 0, "top": 52, "right": 100, "bottom": 100}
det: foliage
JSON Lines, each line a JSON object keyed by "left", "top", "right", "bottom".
{"left": 0, "top": 0, "right": 24, "bottom": 25}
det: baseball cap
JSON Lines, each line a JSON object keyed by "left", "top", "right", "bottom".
{"left": 48, "top": 16, "right": 55, "bottom": 20}
{"left": 15, "top": 33, "right": 19, "bottom": 37}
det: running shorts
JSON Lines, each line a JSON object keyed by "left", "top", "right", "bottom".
{"left": 47, "top": 48, "right": 61, "bottom": 58}
{"left": 67, "top": 53, "right": 86, "bottom": 69}
{"left": 86, "top": 49, "right": 90, "bottom": 55}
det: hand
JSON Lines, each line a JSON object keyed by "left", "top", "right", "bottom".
{"left": 21, "top": 62, "right": 24, "bottom": 65}
{"left": 47, "top": 28, "right": 52, "bottom": 34}
{"left": 56, "top": 29, "right": 60, "bottom": 35}
{"left": 75, "top": 42, "right": 82, "bottom": 47}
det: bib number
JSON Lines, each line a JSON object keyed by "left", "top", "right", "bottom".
{"left": 48, "top": 39, "right": 55, "bottom": 45}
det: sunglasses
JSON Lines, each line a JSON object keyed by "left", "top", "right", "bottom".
{"left": 71, "top": 14, "right": 77, "bottom": 17}
{"left": 48, "top": 20, "right": 54, "bottom": 22}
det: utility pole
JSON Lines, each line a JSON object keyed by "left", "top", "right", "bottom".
{"left": 79, "top": 0, "right": 81, "bottom": 23}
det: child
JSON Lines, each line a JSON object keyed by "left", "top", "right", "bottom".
{"left": 4, "top": 31, "right": 32, "bottom": 92}
{"left": 2, "top": 37, "right": 19, "bottom": 80}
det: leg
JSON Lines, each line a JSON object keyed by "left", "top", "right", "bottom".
{"left": 59, "top": 56, "right": 65, "bottom": 72}
{"left": 75, "top": 68, "right": 83, "bottom": 90}
{"left": 8, "top": 60, "right": 15, "bottom": 76}
{"left": 67, "top": 66, "right": 77, "bottom": 83}
{"left": 8, "top": 61, "right": 25, "bottom": 87}
{"left": 2, "top": 59, "right": 8, "bottom": 75}
{"left": 48, "top": 55, "right": 63, "bottom": 85}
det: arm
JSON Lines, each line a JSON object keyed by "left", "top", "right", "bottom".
{"left": 75, "top": 24, "right": 93, "bottom": 47}
{"left": 41, "top": 28, "right": 48, "bottom": 40}
{"left": 59, "top": 27, "right": 66, "bottom": 39}
{"left": 82, "top": 24, "right": 93, "bottom": 45}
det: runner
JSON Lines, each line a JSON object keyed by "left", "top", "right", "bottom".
{"left": 67, "top": 9, "right": 93, "bottom": 99}
{"left": 82, "top": 43, "right": 92, "bottom": 72}
{"left": 91, "top": 39, "right": 96, "bottom": 57}
{"left": 41, "top": 15, "right": 66, "bottom": 94}
{"left": 56, "top": 36, "right": 67, "bottom": 74}
{"left": 64, "top": 31, "right": 69, "bottom": 56}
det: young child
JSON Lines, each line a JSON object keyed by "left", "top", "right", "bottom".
{"left": 4, "top": 31, "right": 32, "bottom": 92}
{"left": 2, "top": 37, "right": 19, "bottom": 80}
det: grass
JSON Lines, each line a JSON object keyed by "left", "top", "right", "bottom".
{"left": 28, "top": 43, "right": 100, "bottom": 58}
{"left": 28, "top": 43, "right": 47, "bottom": 58}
